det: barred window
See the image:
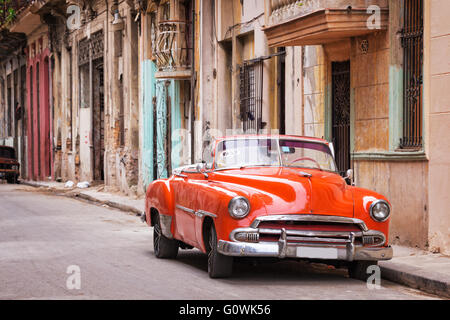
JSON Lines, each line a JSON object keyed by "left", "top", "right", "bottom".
{"left": 400, "top": 0, "right": 423, "bottom": 149}
{"left": 239, "top": 60, "right": 263, "bottom": 133}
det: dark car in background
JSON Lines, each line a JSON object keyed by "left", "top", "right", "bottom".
{"left": 0, "top": 146, "right": 20, "bottom": 184}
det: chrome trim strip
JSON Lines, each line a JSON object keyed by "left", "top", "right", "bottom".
{"left": 175, "top": 205, "right": 217, "bottom": 219}
{"left": 250, "top": 214, "right": 369, "bottom": 232}
{"left": 174, "top": 172, "right": 188, "bottom": 178}
{"left": 197, "top": 210, "right": 218, "bottom": 219}
{"left": 286, "top": 236, "right": 352, "bottom": 243}
{"left": 176, "top": 204, "right": 195, "bottom": 215}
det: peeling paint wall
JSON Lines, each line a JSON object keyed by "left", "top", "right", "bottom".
{"left": 352, "top": 32, "right": 389, "bottom": 153}
{"left": 48, "top": 0, "right": 141, "bottom": 196}
{"left": 303, "top": 45, "right": 325, "bottom": 138}
{"left": 295, "top": 1, "right": 436, "bottom": 251}
{"left": 427, "top": 0, "right": 450, "bottom": 255}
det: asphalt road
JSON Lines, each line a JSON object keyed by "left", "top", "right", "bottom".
{"left": 0, "top": 184, "right": 440, "bottom": 300}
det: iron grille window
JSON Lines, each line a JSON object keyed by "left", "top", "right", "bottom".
{"left": 400, "top": 0, "right": 423, "bottom": 149}
{"left": 239, "top": 60, "right": 263, "bottom": 133}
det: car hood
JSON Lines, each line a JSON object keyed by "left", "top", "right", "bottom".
{"left": 210, "top": 167, "right": 354, "bottom": 217}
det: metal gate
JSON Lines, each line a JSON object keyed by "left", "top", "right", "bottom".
{"left": 400, "top": 0, "right": 423, "bottom": 149}
{"left": 331, "top": 61, "right": 351, "bottom": 175}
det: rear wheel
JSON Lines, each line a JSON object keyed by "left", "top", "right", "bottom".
{"left": 207, "top": 224, "right": 233, "bottom": 278}
{"left": 348, "top": 260, "right": 378, "bottom": 281}
{"left": 153, "top": 213, "right": 178, "bottom": 259}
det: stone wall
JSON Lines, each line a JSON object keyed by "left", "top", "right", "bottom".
{"left": 427, "top": 0, "right": 450, "bottom": 255}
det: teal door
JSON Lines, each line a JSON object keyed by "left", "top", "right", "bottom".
{"left": 154, "top": 79, "right": 182, "bottom": 179}
{"left": 154, "top": 80, "right": 171, "bottom": 179}
{"left": 142, "top": 65, "right": 182, "bottom": 185}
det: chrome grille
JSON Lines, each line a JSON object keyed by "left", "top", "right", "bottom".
{"left": 230, "top": 215, "right": 385, "bottom": 247}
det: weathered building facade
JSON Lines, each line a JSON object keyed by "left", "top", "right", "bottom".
{"left": 138, "top": 0, "right": 195, "bottom": 189}
{"left": 0, "top": 1, "right": 28, "bottom": 179}
{"left": 0, "top": 0, "right": 448, "bottom": 255}
{"left": 2, "top": 0, "right": 143, "bottom": 195}
{"left": 262, "top": 0, "right": 449, "bottom": 255}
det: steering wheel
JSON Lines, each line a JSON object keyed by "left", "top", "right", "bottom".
{"left": 288, "top": 157, "right": 322, "bottom": 170}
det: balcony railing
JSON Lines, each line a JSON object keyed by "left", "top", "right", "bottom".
{"left": 265, "top": 0, "right": 389, "bottom": 46}
{"left": 154, "top": 20, "right": 192, "bottom": 74}
{"left": 269, "top": 0, "right": 321, "bottom": 26}
{"left": 268, "top": 0, "right": 389, "bottom": 26}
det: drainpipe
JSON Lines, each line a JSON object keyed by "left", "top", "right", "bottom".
{"left": 190, "top": 0, "right": 195, "bottom": 164}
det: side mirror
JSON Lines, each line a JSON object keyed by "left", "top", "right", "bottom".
{"left": 196, "top": 163, "right": 209, "bottom": 178}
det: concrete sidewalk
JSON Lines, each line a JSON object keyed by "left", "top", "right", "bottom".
{"left": 380, "top": 245, "right": 450, "bottom": 298}
{"left": 20, "top": 179, "right": 145, "bottom": 216}
{"left": 17, "top": 179, "right": 450, "bottom": 298}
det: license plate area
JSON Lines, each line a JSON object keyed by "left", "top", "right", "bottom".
{"left": 296, "top": 246, "right": 338, "bottom": 259}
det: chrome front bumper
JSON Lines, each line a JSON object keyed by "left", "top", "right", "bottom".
{"left": 218, "top": 239, "right": 393, "bottom": 261}
{"left": 217, "top": 215, "right": 393, "bottom": 261}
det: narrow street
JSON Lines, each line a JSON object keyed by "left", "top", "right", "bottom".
{"left": 0, "top": 184, "right": 440, "bottom": 300}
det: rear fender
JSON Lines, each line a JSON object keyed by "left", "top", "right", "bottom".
{"left": 145, "top": 179, "right": 175, "bottom": 233}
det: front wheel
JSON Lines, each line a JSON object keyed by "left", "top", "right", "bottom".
{"left": 207, "top": 224, "right": 233, "bottom": 278}
{"left": 348, "top": 261, "right": 378, "bottom": 281}
{"left": 153, "top": 213, "right": 178, "bottom": 259}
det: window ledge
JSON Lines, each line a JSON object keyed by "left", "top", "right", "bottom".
{"left": 352, "top": 151, "right": 427, "bottom": 161}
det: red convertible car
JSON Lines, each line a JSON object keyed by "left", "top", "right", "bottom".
{"left": 144, "top": 135, "right": 393, "bottom": 278}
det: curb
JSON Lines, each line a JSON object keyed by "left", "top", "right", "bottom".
{"left": 380, "top": 262, "right": 450, "bottom": 298}
{"left": 74, "top": 192, "right": 143, "bottom": 216}
{"left": 20, "top": 180, "right": 144, "bottom": 217}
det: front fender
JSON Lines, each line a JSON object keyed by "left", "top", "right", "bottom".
{"left": 194, "top": 180, "right": 268, "bottom": 245}
{"left": 352, "top": 187, "right": 391, "bottom": 244}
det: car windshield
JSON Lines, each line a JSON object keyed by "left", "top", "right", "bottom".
{"left": 0, "top": 147, "right": 15, "bottom": 159}
{"left": 279, "top": 140, "right": 337, "bottom": 172}
{"left": 214, "top": 139, "right": 281, "bottom": 169}
{"left": 214, "top": 138, "right": 337, "bottom": 172}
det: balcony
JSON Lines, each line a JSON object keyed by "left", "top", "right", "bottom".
{"left": 154, "top": 20, "right": 192, "bottom": 79}
{"left": 0, "top": 0, "right": 33, "bottom": 58}
{"left": 264, "top": 0, "right": 389, "bottom": 47}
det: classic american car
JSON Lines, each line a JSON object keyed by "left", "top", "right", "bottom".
{"left": 0, "top": 145, "right": 20, "bottom": 184}
{"left": 144, "top": 135, "right": 393, "bottom": 278}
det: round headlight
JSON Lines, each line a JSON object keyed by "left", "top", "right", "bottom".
{"left": 370, "top": 200, "right": 391, "bottom": 222}
{"left": 228, "top": 196, "right": 250, "bottom": 219}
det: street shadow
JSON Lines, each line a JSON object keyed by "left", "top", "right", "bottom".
{"left": 166, "top": 249, "right": 352, "bottom": 286}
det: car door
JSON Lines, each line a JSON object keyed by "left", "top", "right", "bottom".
{"left": 172, "top": 171, "right": 199, "bottom": 247}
